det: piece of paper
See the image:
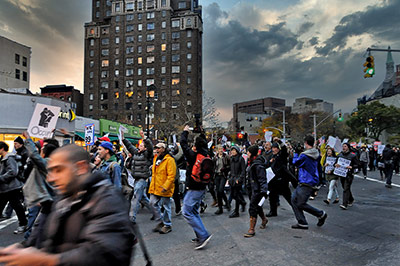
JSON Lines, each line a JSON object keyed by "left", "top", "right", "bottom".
{"left": 377, "top": 145, "right": 385, "bottom": 155}
{"left": 325, "top": 156, "right": 336, "bottom": 173}
{"left": 127, "top": 171, "right": 135, "bottom": 188}
{"left": 326, "top": 136, "right": 336, "bottom": 148}
{"left": 27, "top": 103, "right": 61, "bottom": 139}
{"left": 343, "top": 138, "right": 349, "bottom": 144}
{"left": 179, "top": 169, "right": 186, "bottom": 182}
{"left": 258, "top": 196, "right": 266, "bottom": 207}
{"left": 172, "top": 135, "right": 177, "bottom": 145}
{"left": 266, "top": 167, "right": 275, "bottom": 183}
{"left": 333, "top": 157, "right": 351, "bottom": 177}
{"left": 334, "top": 137, "right": 342, "bottom": 153}
{"left": 264, "top": 131, "right": 273, "bottom": 142}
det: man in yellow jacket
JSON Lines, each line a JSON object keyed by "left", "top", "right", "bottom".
{"left": 149, "top": 142, "right": 176, "bottom": 234}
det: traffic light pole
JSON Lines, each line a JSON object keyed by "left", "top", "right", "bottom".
{"left": 312, "top": 109, "right": 342, "bottom": 143}
{"left": 366, "top": 47, "right": 400, "bottom": 53}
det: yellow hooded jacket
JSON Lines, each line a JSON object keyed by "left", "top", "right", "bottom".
{"left": 148, "top": 153, "right": 176, "bottom": 197}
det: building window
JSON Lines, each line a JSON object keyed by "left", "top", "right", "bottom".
{"left": 126, "top": 36, "right": 134, "bottom": 43}
{"left": 22, "top": 71, "right": 27, "bottom": 81}
{"left": 178, "top": 1, "right": 186, "bottom": 9}
{"left": 138, "top": 46, "right": 142, "bottom": 53}
{"left": 89, "top": 93, "right": 94, "bottom": 100}
{"left": 22, "top": 57, "right": 27, "bottom": 67}
{"left": 161, "top": 0, "right": 167, "bottom": 7}
{"left": 138, "top": 13, "right": 143, "bottom": 20}
{"left": 147, "top": 45, "right": 155, "bottom": 53}
{"left": 162, "top": 10, "right": 166, "bottom": 17}
{"left": 115, "top": 15, "right": 120, "bottom": 22}
{"left": 115, "top": 48, "right": 119, "bottom": 54}
{"left": 101, "top": 38, "right": 109, "bottom": 45}
{"left": 101, "top": 70, "right": 108, "bottom": 78}
{"left": 147, "top": 12, "right": 155, "bottom": 19}
{"left": 161, "top": 78, "right": 166, "bottom": 85}
{"left": 96, "top": 1, "right": 100, "bottom": 8}
{"left": 90, "top": 61, "right": 94, "bottom": 67}
{"left": 161, "top": 21, "right": 166, "bottom": 28}
{"left": 115, "top": 26, "right": 120, "bottom": 33}
{"left": 96, "top": 11, "right": 100, "bottom": 18}
{"left": 137, "top": 113, "right": 142, "bottom": 121}
{"left": 161, "top": 32, "right": 166, "bottom": 40}
{"left": 90, "top": 39, "right": 94, "bottom": 46}
{"left": 172, "top": 20, "right": 180, "bottom": 28}
{"left": 89, "top": 82, "right": 94, "bottom": 89}
{"left": 115, "top": 70, "right": 119, "bottom": 77}
{"left": 90, "top": 50, "right": 94, "bottom": 57}
{"left": 115, "top": 2, "right": 121, "bottom": 12}
{"left": 125, "top": 103, "right": 133, "bottom": 110}
{"left": 147, "top": 56, "right": 155, "bottom": 63}
{"left": 172, "top": 78, "right": 180, "bottom": 85}
{"left": 126, "top": 69, "right": 134, "bottom": 77}
{"left": 187, "top": 41, "right": 192, "bottom": 49}
{"left": 126, "top": 80, "right": 134, "bottom": 88}
{"left": 172, "top": 54, "right": 180, "bottom": 62}
{"left": 138, "top": 23, "right": 143, "bottom": 31}
{"left": 126, "top": 58, "right": 134, "bottom": 65}
{"left": 101, "top": 49, "right": 109, "bottom": 56}
{"left": 187, "top": 53, "right": 192, "bottom": 60}
{"left": 100, "top": 92, "right": 108, "bottom": 100}
{"left": 172, "top": 43, "right": 180, "bottom": 51}
{"left": 115, "top": 59, "right": 120, "bottom": 66}
{"left": 172, "top": 66, "right": 180, "bottom": 74}
{"left": 101, "top": 82, "right": 109, "bottom": 89}
{"left": 126, "top": 25, "right": 134, "bottom": 32}
{"left": 187, "top": 76, "right": 191, "bottom": 84}
{"left": 146, "top": 79, "right": 154, "bottom": 86}
{"left": 126, "top": 46, "right": 134, "bottom": 54}
{"left": 172, "top": 102, "right": 179, "bottom": 108}
{"left": 187, "top": 100, "right": 192, "bottom": 106}
{"left": 146, "top": 67, "right": 155, "bottom": 75}
{"left": 101, "top": 104, "right": 108, "bottom": 110}
{"left": 172, "top": 89, "right": 180, "bottom": 96}
{"left": 89, "top": 72, "right": 94, "bottom": 78}
{"left": 126, "top": 2, "right": 134, "bottom": 11}
{"left": 172, "top": 32, "right": 180, "bottom": 39}
{"left": 138, "top": 57, "right": 143, "bottom": 64}
{"left": 138, "top": 68, "right": 142, "bottom": 75}
{"left": 138, "top": 80, "right": 142, "bottom": 86}
{"left": 89, "top": 104, "right": 93, "bottom": 111}
{"left": 161, "top": 44, "right": 166, "bottom": 51}
{"left": 137, "top": 103, "right": 142, "bottom": 110}
{"left": 187, "top": 29, "right": 192, "bottom": 37}
{"left": 161, "top": 66, "right": 166, "bottom": 74}
{"left": 161, "top": 90, "right": 166, "bottom": 96}
{"left": 147, "top": 34, "right": 155, "bottom": 41}
{"left": 101, "top": 60, "right": 109, "bottom": 67}
{"left": 127, "top": 14, "right": 134, "bottom": 21}
{"left": 147, "top": 23, "right": 155, "bottom": 30}
{"left": 187, "top": 64, "right": 192, "bottom": 73}
{"left": 187, "top": 88, "right": 192, "bottom": 96}
{"left": 115, "top": 37, "right": 120, "bottom": 44}
{"left": 161, "top": 55, "right": 166, "bottom": 62}
{"left": 138, "top": 35, "right": 143, "bottom": 42}
{"left": 126, "top": 91, "right": 134, "bottom": 98}
{"left": 115, "top": 81, "right": 119, "bottom": 88}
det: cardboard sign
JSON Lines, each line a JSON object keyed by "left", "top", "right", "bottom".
{"left": 85, "top": 123, "right": 95, "bottom": 146}
{"left": 264, "top": 131, "right": 273, "bottom": 142}
{"left": 327, "top": 136, "right": 336, "bottom": 148}
{"left": 334, "top": 157, "right": 351, "bottom": 177}
{"left": 325, "top": 156, "right": 336, "bottom": 173}
{"left": 27, "top": 103, "right": 61, "bottom": 139}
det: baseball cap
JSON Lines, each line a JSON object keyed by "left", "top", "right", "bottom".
{"left": 99, "top": 136, "right": 110, "bottom": 142}
{"left": 99, "top": 141, "right": 113, "bottom": 151}
{"left": 155, "top": 143, "right": 166, "bottom": 149}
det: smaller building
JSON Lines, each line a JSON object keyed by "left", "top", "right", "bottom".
{"left": 237, "top": 113, "right": 270, "bottom": 134}
{"left": 292, "top": 97, "right": 333, "bottom": 114}
{"left": 0, "top": 35, "right": 31, "bottom": 90}
{"left": 41, "top": 84, "right": 84, "bottom": 116}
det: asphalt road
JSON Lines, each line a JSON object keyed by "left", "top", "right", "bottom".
{"left": 1, "top": 169, "right": 399, "bottom": 266}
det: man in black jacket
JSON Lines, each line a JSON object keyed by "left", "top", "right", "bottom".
{"left": 180, "top": 125, "right": 213, "bottom": 250}
{"left": 0, "top": 144, "right": 134, "bottom": 266}
{"left": 382, "top": 144, "right": 395, "bottom": 188}
{"left": 228, "top": 145, "right": 246, "bottom": 218}
{"left": 244, "top": 145, "right": 268, "bottom": 238}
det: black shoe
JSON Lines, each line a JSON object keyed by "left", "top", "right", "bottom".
{"left": 323, "top": 199, "right": 330, "bottom": 205}
{"left": 229, "top": 211, "right": 239, "bottom": 218}
{"left": 191, "top": 237, "right": 199, "bottom": 243}
{"left": 241, "top": 203, "right": 246, "bottom": 212}
{"left": 150, "top": 215, "right": 155, "bottom": 220}
{"left": 214, "top": 209, "right": 223, "bottom": 215}
{"left": 317, "top": 212, "right": 327, "bottom": 227}
{"left": 291, "top": 224, "right": 308, "bottom": 230}
{"left": 200, "top": 203, "right": 207, "bottom": 214}
{"left": 266, "top": 212, "right": 277, "bottom": 217}
{"left": 194, "top": 234, "right": 213, "bottom": 250}
{"left": 385, "top": 184, "right": 392, "bottom": 188}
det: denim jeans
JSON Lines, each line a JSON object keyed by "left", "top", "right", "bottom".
{"left": 182, "top": 190, "right": 210, "bottom": 242}
{"left": 130, "top": 179, "right": 151, "bottom": 222}
{"left": 291, "top": 185, "right": 323, "bottom": 226}
{"left": 150, "top": 194, "right": 172, "bottom": 227}
{"left": 327, "top": 179, "right": 339, "bottom": 201}
{"left": 24, "top": 205, "right": 41, "bottom": 240}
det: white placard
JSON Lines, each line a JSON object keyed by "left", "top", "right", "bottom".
{"left": 334, "top": 137, "right": 342, "bottom": 153}
{"left": 179, "top": 169, "right": 186, "bottom": 182}
{"left": 27, "top": 103, "right": 61, "bottom": 139}
{"left": 325, "top": 156, "right": 336, "bottom": 173}
{"left": 118, "top": 125, "right": 128, "bottom": 145}
{"left": 327, "top": 136, "right": 336, "bottom": 148}
{"left": 333, "top": 157, "right": 351, "bottom": 177}
{"left": 172, "top": 135, "right": 177, "bottom": 146}
{"left": 258, "top": 196, "right": 266, "bottom": 207}
{"left": 377, "top": 145, "right": 385, "bottom": 155}
{"left": 85, "top": 123, "right": 95, "bottom": 146}
{"left": 221, "top": 135, "right": 227, "bottom": 145}
{"left": 266, "top": 167, "right": 275, "bottom": 183}
{"left": 343, "top": 138, "right": 349, "bottom": 144}
{"left": 264, "top": 131, "right": 273, "bottom": 142}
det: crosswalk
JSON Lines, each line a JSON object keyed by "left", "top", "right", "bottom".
{"left": 0, "top": 216, "right": 18, "bottom": 230}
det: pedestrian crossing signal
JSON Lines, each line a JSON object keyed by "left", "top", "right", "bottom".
{"left": 363, "top": 56, "right": 375, "bottom": 78}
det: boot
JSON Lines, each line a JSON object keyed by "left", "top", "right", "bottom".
{"left": 260, "top": 213, "right": 268, "bottom": 229}
{"left": 211, "top": 200, "right": 218, "bottom": 207}
{"left": 244, "top": 217, "right": 257, "bottom": 237}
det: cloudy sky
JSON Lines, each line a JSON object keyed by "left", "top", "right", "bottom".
{"left": 1, "top": 0, "right": 400, "bottom": 122}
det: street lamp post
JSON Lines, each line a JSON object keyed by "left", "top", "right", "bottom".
{"left": 146, "top": 84, "right": 156, "bottom": 139}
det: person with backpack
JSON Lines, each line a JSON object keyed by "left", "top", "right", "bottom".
{"left": 121, "top": 130, "right": 153, "bottom": 224}
{"left": 180, "top": 125, "right": 213, "bottom": 250}
{"left": 98, "top": 141, "right": 122, "bottom": 189}
{"left": 149, "top": 142, "right": 176, "bottom": 234}
{"left": 244, "top": 145, "right": 268, "bottom": 238}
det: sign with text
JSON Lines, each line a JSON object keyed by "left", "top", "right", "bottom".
{"left": 377, "top": 145, "right": 385, "bottom": 155}
{"left": 27, "top": 103, "right": 61, "bottom": 139}
{"left": 264, "top": 131, "right": 273, "bottom": 142}
{"left": 85, "top": 123, "right": 95, "bottom": 146}
{"left": 333, "top": 157, "right": 351, "bottom": 177}
{"left": 325, "top": 156, "right": 336, "bottom": 173}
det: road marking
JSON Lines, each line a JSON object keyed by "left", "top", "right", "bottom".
{"left": 0, "top": 216, "right": 18, "bottom": 230}
{"left": 354, "top": 174, "right": 400, "bottom": 188}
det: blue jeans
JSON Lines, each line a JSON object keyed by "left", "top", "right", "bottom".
{"left": 291, "top": 185, "right": 323, "bottom": 226}
{"left": 327, "top": 180, "right": 339, "bottom": 201}
{"left": 24, "top": 205, "right": 41, "bottom": 240}
{"left": 150, "top": 194, "right": 172, "bottom": 227}
{"left": 182, "top": 190, "right": 210, "bottom": 242}
{"left": 130, "top": 179, "right": 151, "bottom": 222}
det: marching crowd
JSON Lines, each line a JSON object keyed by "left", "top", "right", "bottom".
{"left": 0, "top": 125, "right": 398, "bottom": 265}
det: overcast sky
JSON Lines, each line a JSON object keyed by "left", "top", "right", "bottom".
{"left": 1, "top": 0, "right": 399, "bottom": 122}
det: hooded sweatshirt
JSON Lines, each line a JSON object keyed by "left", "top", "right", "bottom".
{"left": 293, "top": 148, "right": 320, "bottom": 186}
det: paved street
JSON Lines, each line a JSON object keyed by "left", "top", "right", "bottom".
{"left": 1, "top": 170, "right": 399, "bottom": 266}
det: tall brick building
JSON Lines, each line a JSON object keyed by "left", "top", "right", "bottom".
{"left": 83, "top": 0, "right": 203, "bottom": 133}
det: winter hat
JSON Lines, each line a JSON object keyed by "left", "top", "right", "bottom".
{"left": 195, "top": 136, "right": 207, "bottom": 149}
{"left": 271, "top": 142, "right": 280, "bottom": 149}
{"left": 248, "top": 145, "right": 259, "bottom": 157}
{"left": 99, "top": 141, "right": 113, "bottom": 151}
{"left": 231, "top": 145, "right": 241, "bottom": 153}
{"left": 14, "top": 136, "right": 24, "bottom": 145}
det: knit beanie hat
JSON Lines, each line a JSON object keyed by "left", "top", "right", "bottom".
{"left": 248, "top": 145, "right": 259, "bottom": 157}
{"left": 14, "top": 136, "right": 24, "bottom": 145}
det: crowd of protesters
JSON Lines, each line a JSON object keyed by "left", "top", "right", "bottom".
{"left": 0, "top": 125, "right": 398, "bottom": 265}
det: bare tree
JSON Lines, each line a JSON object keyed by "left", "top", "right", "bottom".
{"left": 203, "top": 93, "right": 221, "bottom": 128}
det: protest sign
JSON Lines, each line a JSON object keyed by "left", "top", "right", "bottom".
{"left": 264, "top": 131, "right": 273, "bottom": 142}
{"left": 266, "top": 167, "right": 275, "bottom": 183}
{"left": 334, "top": 137, "right": 342, "bottom": 153}
{"left": 325, "top": 156, "right": 336, "bottom": 173}
{"left": 327, "top": 136, "right": 336, "bottom": 148}
{"left": 85, "top": 123, "right": 95, "bottom": 146}
{"left": 118, "top": 125, "right": 128, "bottom": 145}
{"left": 334, "top": 157, "right": 351, "bottom": 177}
{"left": 27, "top": 103, "right": 61, "bottom": 139}
{"left": 377, "top": 145, "right": 385, "bottom": 155}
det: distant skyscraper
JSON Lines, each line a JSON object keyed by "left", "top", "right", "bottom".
{"left": 83, "top": 0, "right": 203, "bottom": 132}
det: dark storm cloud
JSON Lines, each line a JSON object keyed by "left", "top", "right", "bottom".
{"left": 309, "top": 36, "right": 318, "bottom": 46}
{"left": 316, "top": 0, "right": 400, "bottom": 56}
{"left": 297, "top": 21, "right": 314, "bottom": 35}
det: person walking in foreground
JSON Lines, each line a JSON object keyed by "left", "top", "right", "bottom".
{"left": 180, "top": 125, "right": 213, "bottom": 250}
{"left": 244, "top": 145, "right": 268, "bottom": 238}
{"left": 291, "top": 136, "right": 327, "bottom": 229}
